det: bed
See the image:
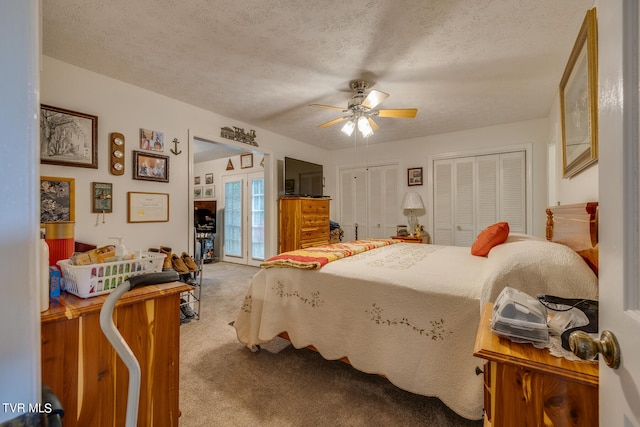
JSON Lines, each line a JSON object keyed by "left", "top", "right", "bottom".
{"left": 233, "top": 203, "right": 599, "bottom": 420}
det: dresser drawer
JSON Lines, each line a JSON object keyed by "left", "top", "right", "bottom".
{"left": 301, "top": 214, "right": 329, "bottom": 228}
{"left": 301, "top": 200, "right": 329, "bottom": 214}
{"left": 300, "top": 227, "right": 330, "bottom": 241}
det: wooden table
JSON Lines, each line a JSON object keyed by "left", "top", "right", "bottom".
{"left": 41, "top": 282, "right": 192, "bottom": 427}
{"left": 473, "top": 303, "right": 599, "bottom": 427}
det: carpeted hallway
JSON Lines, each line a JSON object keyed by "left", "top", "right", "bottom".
{"left": 178, "top": 261, "right": 483, "bottom": 427}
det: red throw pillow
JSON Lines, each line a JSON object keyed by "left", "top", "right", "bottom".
{"left": 471, "top": 222, "right": 510, "bottom": 256}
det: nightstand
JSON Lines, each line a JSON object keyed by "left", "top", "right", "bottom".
{"left": 473, "top": 303, "right": 598, "bottom": 427}
{"left": 390, "top": 235, "right": 424, "bottom": 243}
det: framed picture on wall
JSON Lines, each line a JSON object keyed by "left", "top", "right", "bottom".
{"left": 407, "top": 167, "right": 423, "bottom": 186}
{"left": 40, "top": 105, "right": 98, "bottom": 169}
{"left": 205, "top": 173, "right": 213, "bottom": 184}
{"left": 133, "top": 151, "right": 169, "bottom": 182}
{"left": 241, "top": 153, "right": 253, "bottom": 169}
{"left": 194, "top": 176, "right": 201, "bottom": 185}
{"left": 560, "top": 8, "right": 598, "bottom": 178}
{"left": 91, "top": 182, "right": 113, "bottom": 213}
{"left": 204, "top": 185, "right": 215, "bottom": 198}
{"left": 40, "top": 176, "right": 75, "bottom": 223}
{"left": 194, "top": 186, "right": 203, "bottom": 199}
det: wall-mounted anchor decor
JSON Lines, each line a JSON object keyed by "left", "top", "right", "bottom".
{"left": 170, "top": 138, "right": 182, "bottom": 155}
{"left": 220, "top": 126, "right": 258, "bottom": 146}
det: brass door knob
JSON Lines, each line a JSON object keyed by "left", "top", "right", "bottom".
{"left": 569, "top": 330, "right": 621, "bottom": 369}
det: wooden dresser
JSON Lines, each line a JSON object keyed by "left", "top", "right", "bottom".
{"left": 41, "top": 281, "right": 192, "bottom": 427}
{"left": 279, "top": 197, "right": 330, "bottom": 252}
{"left": 473, "top": 303, "right": 599, "bottom": 427}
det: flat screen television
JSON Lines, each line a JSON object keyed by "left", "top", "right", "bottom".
{"left": 284, "top": 157, "right": 324, "bottom": 197}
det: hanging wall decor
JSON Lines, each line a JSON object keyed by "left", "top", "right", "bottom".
{"left": 40, "top": 105, "right": 98, "bottom": 169}
{"left": 226, "top": 159, "right": 234, "bottom": 171}
{"left": 220, "top": 126, "right": 258, "bottom": 146}
{"left": 133, "top": 151, "right": 169, "bottom": 182}
{"left": 91, "top": 182, "right": 113, "bottom": 213}
{"left": 40, "top": 176, "right": 75, "bottom": 223}
{"left": 560, "top": 8, "right": 598, "bottom": 179}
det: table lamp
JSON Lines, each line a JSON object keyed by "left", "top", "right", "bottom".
{"left": 401, "top": 192, "right": 424, "bottom": 236}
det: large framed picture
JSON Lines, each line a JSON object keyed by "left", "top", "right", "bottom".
{"left": 92, "top": 182, "right": 113, "bottom": 213}
{"left": 40, "top": 176, "right": 75, "bottom": 223}
{"left": 133, "top": 151, "right": 169, "bottom": 182}
{"left": 127, "top": 192, "right": 170, "bottom": 223}
{"left": 40, "top": 105, "right": 98, "bottom": 169}
{"left": 560, "top": 8, "right": 598, "bottom": 179}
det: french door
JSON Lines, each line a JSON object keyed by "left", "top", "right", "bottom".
{"left": 221, "top": 172, "right": 264, "bottom": 266}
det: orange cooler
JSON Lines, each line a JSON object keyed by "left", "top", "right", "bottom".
{"left": 45, "top": 222, "right": 75, "bottom": 266}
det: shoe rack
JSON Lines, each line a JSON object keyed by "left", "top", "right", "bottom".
{"left": 179, "top": 248, "right": 201, "bottom": 324}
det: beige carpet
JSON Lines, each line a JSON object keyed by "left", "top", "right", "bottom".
{"left": 178, "top": 261, "right": 483, "bottom": 427}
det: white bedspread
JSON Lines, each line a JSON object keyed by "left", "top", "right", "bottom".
{"left": 234, "top": 237, "right": 598, "bottom": 420}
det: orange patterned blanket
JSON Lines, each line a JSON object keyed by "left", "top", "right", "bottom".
{"left": 260, "top": 238, "right": 400, "bottom": 270}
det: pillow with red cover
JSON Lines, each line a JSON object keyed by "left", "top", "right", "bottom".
{"left": 471, "top": 222, "right": 510, "bottom": 256}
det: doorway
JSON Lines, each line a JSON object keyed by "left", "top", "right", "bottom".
{"left": 221, "top": 172, "right": 264, "bottom": 266}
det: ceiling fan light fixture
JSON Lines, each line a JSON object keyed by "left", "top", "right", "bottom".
{"left": 341, "top": 119, "right": 355, "bottom": 136}
{"left": 357, "top": 116, "right": 374, "bottom": 138}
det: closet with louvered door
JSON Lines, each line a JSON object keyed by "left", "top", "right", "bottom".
{"left": 433, "top": 151, "right": 526, "bottom": 246}
{"left": 338, "top": 164, "right": 399, "bottom": 242}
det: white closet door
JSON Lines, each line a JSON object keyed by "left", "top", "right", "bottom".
{"left": 339, "top": 168, "right": 367, "bottom": 241}
{"left": 339, "top": 164, "right": 399, "bottom": 241}
{"left": 433, "top": 160, "right": 454, "bottom": 245}
{"left": 454, "top": 158, "right": 475, "bottom": 246}
{"left": 433, "top": 150, "right": 526, "bottom": 246}
{"left": 476, "top": 154, "right": 499, "bottom": 231}
{"left": 367, "top": 165, "right": 398, "bottom": 238}
{"left": 499, "top": 152, "right": 526, "bottom": 233}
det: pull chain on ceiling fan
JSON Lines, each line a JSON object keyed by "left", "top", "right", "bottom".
{"left": 310, "top": 80, "right": 418, "bottom": 137}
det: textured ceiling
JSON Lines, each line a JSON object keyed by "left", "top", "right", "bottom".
{"left": 42, "top": 0, "right": 594, "bottom": 151}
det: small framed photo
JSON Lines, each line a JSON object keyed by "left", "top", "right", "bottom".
{"left": 205, "top": 173, "right": 214, "bottom": 184}
{"left": 40, "top": 105, "right": 98, "bottom": 169}
{"left": 204, "top": 185, "right": 215, "bottom": 198}
{"left": 194, "top": 176, "right": 201, "bottom": 185}
{"left": 241, "top": 153, "right": 253, "bottom": 169}
{"left": 40, "top": 176, "right": 75, "bottom": 223}
{"left": 408, "top": 167, "right": 423, "bottom": 186}
{"left": 133, "top": 151, "right": 169, "bottom": 182}
{"left": 194, "top": 186, "right": 203, "bottom": 199}
{"left": 140, "top": 128, "right": 164, "bottom": 152}
{"left": 92, "top": 182, "right": 113, "bottom": 213}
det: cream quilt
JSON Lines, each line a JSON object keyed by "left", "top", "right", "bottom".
{"left": 234, "top": 236, "right": 598, "bottom": 420}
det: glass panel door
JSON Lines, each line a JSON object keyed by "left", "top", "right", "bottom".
{"left": 222, "top": 176, "right": 245, "bottom": 262}
{"left": 249, "top": 173, "right": 264, "bottom": 265}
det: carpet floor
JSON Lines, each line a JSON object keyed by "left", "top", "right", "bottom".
{"left": 178, "top": 261, "right": 484, "bottom": 427}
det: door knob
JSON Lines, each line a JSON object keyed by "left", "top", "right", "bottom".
{"left": 569, "top": 330, "right": 621, "bottom": 369}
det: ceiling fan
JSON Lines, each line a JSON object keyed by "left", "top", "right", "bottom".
{"left": 310, "top": 80, "right": 418, "bottom": 137}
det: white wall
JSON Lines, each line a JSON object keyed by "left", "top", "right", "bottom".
{"left": 41, "top": 56, "right": 327, "bottom": 259}
{"left": 326, "top": 118, "right": 551, "bottom": 237}
{"left": 0, "top": 0, "right": 41, "bottom": 422}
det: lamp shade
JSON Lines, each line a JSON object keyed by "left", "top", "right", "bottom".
{"left": 401, "top": 191, "right": 424, "bottom": 210}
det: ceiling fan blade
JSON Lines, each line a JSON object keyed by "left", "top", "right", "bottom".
{"left": 377, "top": 108, "right": 418, "bottom": 118}
{"left": 367, "top": 117, "right": 379, "bottom": 131}
{"left": 317, "top": 116, "right": 349, "bottom": 128}
{"left": 362, "top": 89, "right": 389, "bottom": 109}
{"left": 309, "top": 104, "right": 347, "bottom": 111}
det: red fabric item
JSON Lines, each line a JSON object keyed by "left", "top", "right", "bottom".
{"left": 471, "top": 222, "right": 510, "bottom": 256}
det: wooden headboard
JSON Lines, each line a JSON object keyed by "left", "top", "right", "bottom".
{"left": 546, "top": 202, "right": 598, "bottom": 275}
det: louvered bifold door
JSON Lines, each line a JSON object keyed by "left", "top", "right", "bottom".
{"left": 476, "top": 154, "right": 500, "bottom": 232}
{"left": 499, "top": 151, "right": 526, "bottom": 233}
{"left": 453, "top": 158, "right": 476, "bottom": 246}
{"left": 433, "top": 160, "right": 454, "bottom": 245}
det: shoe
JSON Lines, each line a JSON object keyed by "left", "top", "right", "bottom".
{"left": 159, "top": 246, "right": 173, "bottom": 270}
{"left": 180, "top": 298, "right": 197, "bottom": 318}
{"left": 171, "top": 254, "right": 190, "bottom": 273}
{"left": 181, "top": 252, "right": 199, "bottom": 272}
